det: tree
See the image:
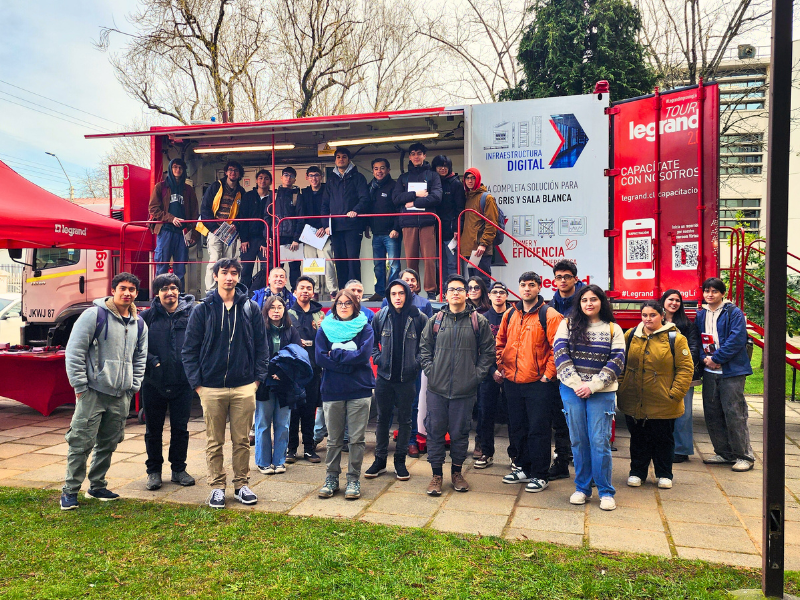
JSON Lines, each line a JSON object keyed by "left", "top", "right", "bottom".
{"left": 500, "top": 0, "right": 657, "bottom": 101}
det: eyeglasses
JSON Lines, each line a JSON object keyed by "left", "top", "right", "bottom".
{"left": 226, "top": 168, "right": 239, "bottom": 174}
{"left": 489, "top": 290, "right": 507, "bottom": 295}
{"left": 336, "top": 301, "right": 353, "bottom": 308}
{"left": 467, "top": 285, "right": 482, "bottom": 291}
{"left": 159, "top": 286, "right": 180, "bottom": 293}
{"left": 554, "top": 275, "right": 574, "bottom": 281}
{"left": 447, "top": 287, "right": 466, "bottom": 294}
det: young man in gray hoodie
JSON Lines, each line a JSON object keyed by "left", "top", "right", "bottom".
{"left": 61, "top": 272, "right": 148, "bottom": 510}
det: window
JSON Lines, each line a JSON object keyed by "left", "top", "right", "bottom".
{"left": 34, "top": 249, "right": 81, "bottom": 271}
{"left": 719, "top": 199, "right": 761, "bottom": 238}
{"left": 719, "top": 133, "right": 764, "bottom": 176}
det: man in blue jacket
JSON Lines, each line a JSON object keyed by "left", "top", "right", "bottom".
{"left": 696, "top": 277, "right": 754, "bottom": 472}
{"left": 182, "top": 259, "right": 268, "bottom": 508}
{"left": 321, "top": 147, "right": 372, "bottom": 290}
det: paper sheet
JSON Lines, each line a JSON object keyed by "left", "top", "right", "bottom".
{"left": 408, "top": 181, "right": 427, "bottom": 193}
{"left": 448, "top": 238, "right": 458, "bottom": 252}
{"left": 299, "top": 224, "right": 328, "bottom": 250}
{"left": 468, "top": 250, "right": 481, "bottom": 265}
{"left": 279, "top": 244, "right": 305, "bottom": 261}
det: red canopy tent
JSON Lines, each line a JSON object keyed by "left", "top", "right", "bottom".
{"left": 0, "top": 161, "right": 153, "bottom": 251}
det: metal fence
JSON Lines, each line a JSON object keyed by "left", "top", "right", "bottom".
{"left": 0, "top": 263, "right": 22, "bottom": 294}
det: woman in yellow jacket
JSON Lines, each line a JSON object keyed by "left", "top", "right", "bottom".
{"left": 618, "top": 300, "right": 694, "bottom": 490}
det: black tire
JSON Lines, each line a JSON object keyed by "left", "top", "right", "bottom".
{"left": 138, "top": 407, "right": 146, "bottom": 425}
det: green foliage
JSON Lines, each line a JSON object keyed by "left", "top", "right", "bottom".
{"left": 501, "top": 0, "right": 657, "bottom": 101}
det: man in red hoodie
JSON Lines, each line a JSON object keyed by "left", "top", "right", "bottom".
{"left": 460, "top": 168, "right": 499, "bottom": 287}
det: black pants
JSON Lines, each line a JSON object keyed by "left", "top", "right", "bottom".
{"left": 289, "top": 369, "right": 320, "bottom": 452}
{"left": 551, "top": 383, "right": 572, "bottom": 461}
{"left": 331, "top": 230, "right": 362, "bottom": 290}
{"left": 505, "top": 380, "right": 555, "bottom": 480}
{"left": 477, "top": 377, "right": 502, "bottom": 457}
{"left": 240, "top": 238, "right": 266, "bottom": 289}
{"left": 375, "top": 377, "right": 416, "bottom": 460}
{"left": 625, "top": 415, "right": 676, "bottom": 481}
{"left": 142, "top": 382, "right": 192, "bottom": 474}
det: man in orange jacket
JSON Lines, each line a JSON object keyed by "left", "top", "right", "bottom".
{"left": 495, "top": 271, "right": 563, "bottom": 493}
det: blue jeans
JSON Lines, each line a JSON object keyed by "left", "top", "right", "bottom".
{"left": 371, "top": 234, "right": 401, "bottom": 296}
{"left": 254, "top": 396, "right": 291, "bottom": 467}
{"left": 560, "top": 384, "right": 616, "bottom": 498}
{"left": 154, "top": 228, "right": 188, "bottom": 280}
{"left": 441, "top": 238, "right": 458, "bottom": 282}
{"left": 673, "top": 388, "right": 695, "bottom": 456}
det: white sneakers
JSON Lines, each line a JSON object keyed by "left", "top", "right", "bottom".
{"left": 570, "top": 491, "right": 588, "bottom": 505}
{"left": 627, "top": 475, "right": 642, "bottom": 487}
{"left": 568, "top": 490, "right": 615, "bottom": 510}
{"left": 732, "top": 459, "right": 754, "bottom": 472}
{"left": 657, "top": 477, "right": 672, "bottom": 489}
{"left": 599, "top": 496, "right": 616, "bottom": 511}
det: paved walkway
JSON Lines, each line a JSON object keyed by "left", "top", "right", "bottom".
{"left": 1, "top": 394, "right": 799, "bottom": 569}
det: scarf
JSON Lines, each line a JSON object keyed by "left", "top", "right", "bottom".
{"left": 320, "top": 312, "right": 367, "bottom": 343}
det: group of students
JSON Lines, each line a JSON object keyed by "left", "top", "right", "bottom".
{"left": 148, "top": 144, "right": 500, "bottom": 302}
{"left": 58, "top": 252, "right": 754, "bottom": 513}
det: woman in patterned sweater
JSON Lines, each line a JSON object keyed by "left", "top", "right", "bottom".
{"left": 554, "top": 285, "right": 626, "bottom": 511}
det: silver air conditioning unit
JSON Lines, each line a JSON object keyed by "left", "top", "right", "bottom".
{"left": 738, "top": 44, "right": 756, "bottom": 59}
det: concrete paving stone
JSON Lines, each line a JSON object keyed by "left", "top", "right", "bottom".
{"left": 0, "top": 453, "right": 64, "bottom": 470}
{"left": 504, "top": 528, "right": 583, "bottom": 547}
{"left": 11, "top": 462, "right": 68, "bottom": 483}
{"left": 510, "top": 506, "right": 584, "bottom": 534}
{"left": 589, "top": 505, "right": 664, "bottom": 531}
{"left": 516, "top": 487, "right": 583, "bottom": 511}
{"left": 185, "top": 421, "right": 206, "bottom": 432}
{"left": 276, "top": 464, "right": 330, "bottom": 485}
{"left": 0, "top": 418, "right": 48, "bottom": 431}
{"left": 0, "top": 468, "right": 24, "bottom": 480}
{"left": 0, "top": 478, "right": 57, "bottom": 490}
{"left": 162, "top": 483, "right": 214, "bottom": 506}
{"left": 715, "top": 479, "right": 763, "bottom": 499}
{"left": 360, "top": 512, "right": 431, "bottom": 528}
{"left": 1, "top": 425, "right": 58, "bottom": 438}
{"left": 611, "top": 489, "right": 660, "bottom": 510}
{"left": 15, "top": 433, "right": 67, "bottom": 446}
{"left": 450, "top": 472, "right": 520, "bottom": 496}
{"left": 0, "top": 443, "right": 42, "bottom": 459}
{"left": 34, "top": 442, "right": 70, "bottom": 456}
{"left": 249, "top": 480, "right": 317, "bottom": 505}
{"left": 661, "top": 500, "right": 741, "bottom": 527}
{"left": 289, "top": 495, "right": 365, "bottom": 519}
{"left": 0, "top": 436, "right": 16, "bottom": 444}
{"left": 658, "top": 481, "right": 727, "bottom": 505}
{"left": 728, "top": 495, "right": 800, "bottom": 521}
{"left": 368, "top": 491, "right": 443, "bottom": 517}
{"left": 671, "top": 458, "right": 712, "bottom": 472}
{"left": 676, "top": 547, "right": 761, "bottom": 568}
{"left": 668, "top": 469, "right": 718, "bottom": 486}
{"left": 110, "top": 452, "right": 140, "bottom": 465}
{"left": 107, "top": 461, "right": 150, "bottom": 480}
{"left": 430, "top": 509, "right": 508, "bottom": 537}
{"left": 114, "top": 439, "right": 147, "bottom": 454}
{"left": 669, "top": 522, "right": 758, "bottom": 554}
{"left": 589, "top": 524, "right": 671, "bottom": 557}
{"left": 443, "top": 490, "right": 517, "bottom": 515}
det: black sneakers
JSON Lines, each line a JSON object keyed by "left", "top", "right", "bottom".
{"left": 547, "top": 459, "right": 571, "bottom": 480}
{"left": 87, "top": 488, "right": 120, "bottom": 501}
{"left": 365, "top": 458, "right": 387, "bottom": 478}
{"left": 234, "top": 486, "right": 258, "bottom": 505}
{"left": 303, "top": 450, "right": 322, "bottom": 463}
{"left": 60, "top": 493, "right": 78, "bottom": 510}
{"left": 394, "top": 459, "right": 410, "bottom": 481}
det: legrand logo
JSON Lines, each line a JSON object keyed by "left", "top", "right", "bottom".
{"left": 55, "top": 224, "right": 87, "bottom": 237}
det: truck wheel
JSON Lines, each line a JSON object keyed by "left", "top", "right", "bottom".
{"left": 138, "top": 407, "right": 146, "bottom": 425}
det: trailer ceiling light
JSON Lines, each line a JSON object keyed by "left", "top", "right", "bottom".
{"left": 328, "top": 132, "right": 440, "bottom": 146}
{"left": 194, "top": 143, "right": 295, "bottom": 153}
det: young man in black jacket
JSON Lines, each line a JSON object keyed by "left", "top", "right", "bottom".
{"left": 393, "top": 143, "right": 443, "bottom": 299}
{"left": 366, "top": 158, "right": 400, "bottom": 302}
{"left": 321, "top": 147, "right": 372, "bottom": 290}
{"left": 365, "top": 279, "right": 428, "bottom": 480}
{"left": 286, "top": 276, "right": 324, "bottom": 464}
{"left": 272, "top": 167, "right": 303, "bottom": 290}
{"left": 182, "top": 258, "right": 268, "bottom": 509}
{"left": 431, "top": 155, "right": 466, "bottom": 284}
{"left": 139, "top": 273, "right": 197, "bottom": 491}
{"left": 238, "top": 169, "right": 272, "bottom": 288}
{"left": 300, "top": 166, "right": 337, "bottom": 299}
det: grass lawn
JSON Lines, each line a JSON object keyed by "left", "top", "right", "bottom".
{"left": 742, "top": 345, "right": 797, "bottom": 397}
{"left": 2, "top": 488, "right": 799, "bottom": 599}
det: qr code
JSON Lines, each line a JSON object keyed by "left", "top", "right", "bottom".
{"left": 627, "top": 238, "right": 651, "bottom": 262}
{"left": 673, "top": 242, "right": 698, "bottom": 270}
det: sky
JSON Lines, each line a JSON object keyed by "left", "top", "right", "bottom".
{"left": 0, "top": 0, "right": 144, "bottom": 197}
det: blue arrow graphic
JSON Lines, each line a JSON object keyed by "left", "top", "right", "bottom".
{"left": 549, "top": 114, "right": 589, "bottom": 169}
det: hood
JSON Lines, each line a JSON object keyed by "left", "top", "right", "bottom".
{"left": 464, "top": 167, "right": 482, "bottom": 192}
{"left": 166, "top": 158, "right": 187, "bottom": 195}
{"left": 151, "top": 293, "right": 196, "bottom": 315}
{"left": 633, "top": 321, "right": 677, "bottom": 337}
{"left": 701, "top": 299, "right": 732, "bottom": 312}
{"left": 208, "top": 282, "right": 250, "bottom": 306}
{"left": 441, "top": 302, "right": 476, "bottom": 319}
{"left": 370, "top": 175, "right": 394, "bottom": 189}
{"left": 291, "top": 298, "right": 323, "bottom": 314}
{"left": 444, "top": 172, "right": 460, "bottom": 182}
{"left": 514, "top": 295, "right": 545, "bottom": 314}
{"left": 386, "top": 279, "right": 419, "bottom": 315}
{"left": 333, "top": 162, "right": 356, "bottom": 179}
{"left": 407, "top": 160, "right": 433, "bottom": 174}
{"left": 95, "top": 296, "right": 138, "bottom": 319}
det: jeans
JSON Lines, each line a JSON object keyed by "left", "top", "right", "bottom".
{"left": 254, "top": 396, "right": 291, "bottom": 468}
{"left": 240, "top": 238, "right": 266, "bottom": 289}
{"left": 625, "top": 415, "right": 676, "bottom": 481}
{"left": 441, "top": 237, "right": 458, "bottom": 283}
{"left": 331, "top": 230, "right": 363, "bottom": 291}
{"left": 371, "top": 234, "right": 401, "bottom": 296}
{"left": 323, "top": 397, "right": 371, "bottom": 482}
{"left": 673, "top": 388, "right": 695, "bottom": 456}
{"left": 505, "top": 380, "right": 556, "bottom": 481}
{"left": 154, "top": 228, "right": 189, "bottom": 280}
{"left": 551, "top": 383, "right": 572, "bottom": 461}
{"left": 560, "top": 383, "right": 616, "bottom": 498}
{"left": 461, "top": 254, "right": 492, "bottom": 287}
{"left": 289, "top": 370, "right": 320, "bottom": 453}
{"left": 702, "top": 373, "right": 754, "bottom": 463}
{"left": 374, "top": 377, "right": 415, "bottom": 460}
{"left": 411, "top": 371, "right": 422, "bottom": 441}
{"left": 477, "top": 378, "right": 502, "bottom": 457}
{"left": 425, "top": 390, "right": 475, "bottom": 468}
{"left": 141, "top": 382, "right": 192, "bottom": 474}
{"left": 205, "top": 231, "right": 240, "bottom": 290}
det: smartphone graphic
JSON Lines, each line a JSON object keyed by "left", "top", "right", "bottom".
{"left": 622, "top": 218, "right": 655, "bottom": 279}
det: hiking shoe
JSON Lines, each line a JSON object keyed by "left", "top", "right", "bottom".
{"left": 345, "top": 480, "right": 361, "bottom": 499}
{"left": 208, "top": 488, "right": 225, "bottom": 509}
{"left": 452, "top": 471, "right": 470, "bottom": 492}
{"left": 472, "top": 443, "right": 482, "bottom": 459}
{"left": 274, "top": 464, "right": 286, "bottom": 474}
{"left": 367, "top": 293, "right": 384, "bottom": 302}
{"left": 87, "top": 488, "right": 119, "bottom": 501}
{"left": 146, "top": 472, "right": 162, "bottom": 490}
{"left": 627, "top": 475, "right": 643, "bottom": 487}
{"left": 474, "top": 455, "right": 494, "bottom": 469}
{"left": 171, "top": 471, "right": 195, "bottom": 486}
{"left": 234, "top": 485, "right": 257, "bottom": 505}
{"left": 657, "top": 477, "right": 673, "bottom": 489}
{"left": 525, "top": 478, "right": 549, "bottom": 493}
{"left": 60, "top": 492, "right": 79, "bottom": 511}
{"left": 732, "top": 459, "right": 754, "bottom": 472}
{"left": 427, "top": 475, "right": 444, "bottom": 496}
{"left": 599, "top": 496, "right": 617, "bottom": 511}
{"left": 673, "top": 454, "right": 689, "bottom": 463}
{"left": 408, "top": 443, "right": 420, "bottom": 459}
{"left": 703, "top": 454, "right": 736, "bottom": 465}
{"left": 258, "top": 464, "right": 275, "bottom": 475}
{"left": 319, "top": 475, "right": 339, "bottom": 498}
{"left": 364, "top": 459, "right": 387, "bottom": 479}
{"left": 394, "top": 459, "right": 410, "bottom": 481}
{"left": 569, "top": 491, "right": 588, "bottom": 505}
{"left": 285, "top": 451, "right": 298, "bottom": 464}
{"left": 304, "top": 450, "right": 321, "bottom": 463}
{"left": 503, "top": 469, "right": 531, "bottom": 484}
{"left": 548, "top": 460, "right": 570, "bottom": 480}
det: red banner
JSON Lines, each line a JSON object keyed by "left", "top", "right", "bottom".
{"left": 611, "top": 84, "right": 719, "bottom": 301}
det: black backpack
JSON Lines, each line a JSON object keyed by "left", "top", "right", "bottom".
{"left": 431, "top": 310, "right": 482, "bottom": 362}
{"left": 624, "top": 328, "right": 677, "bottom": 357}
{"left": 503, "top": 303, "right": 550, "bottom": 344}
{"left": 480, "top": 192, "right": 506, "bottom": 245}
